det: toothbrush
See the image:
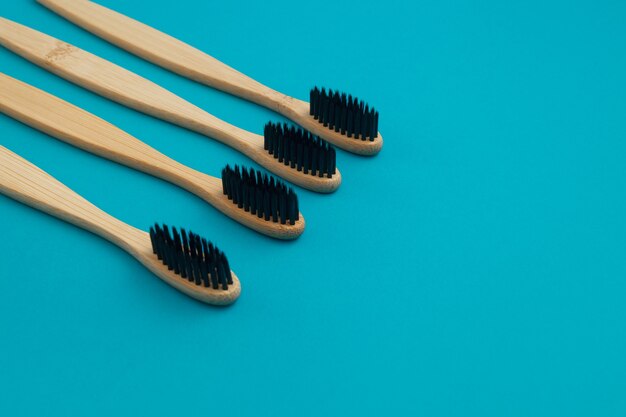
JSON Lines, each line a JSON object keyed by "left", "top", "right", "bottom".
{"left": 0, "top": 17, "right": 341, "bottom": 193}
{"left": 37, "top": 0, "right": 383, "bottom": 156}
{"left": 0, "top": 146, "right": 240, "bottom": 305}
{"left": 0, "top": 72, "right": 304, "bottom": 240}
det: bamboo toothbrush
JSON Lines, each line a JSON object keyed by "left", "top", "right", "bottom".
{"left": 37, "top": 0, "right": 383, "bottom": 156}
{"left": 0, "top": 72, "right": 304, "bottom": 240}
{"left": 0, "top": 146, "right": 240, "bottom": 305}
{"left": 0, "top": 17, "right": 340, "bottom": 193}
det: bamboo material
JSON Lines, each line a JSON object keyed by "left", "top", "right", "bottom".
{"left": 0, "top": 72, "right": 305, "bottom": 240}
{"left": 0, "top": 146, "right": 241, "bottom": 305}
{"left": 37, "top": 0, "right": 383, "bottom": 155}
{"left": 0, "top": 17, "right": 341, "bottom": 192}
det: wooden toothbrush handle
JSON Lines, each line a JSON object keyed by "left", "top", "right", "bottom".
{"left": 0, "top": 146, "right": 146, "bottom": 251}
{"left": 37, "top": 0, "right": 288, "bottom": 111}
{"left": 0, "top": 72, "right": 219, "bottom": 195}
{"left": 0, "top": 17, "right": 256, "bottom": 152}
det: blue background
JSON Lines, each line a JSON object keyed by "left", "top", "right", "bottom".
{"left": 1, "top": 0, "right": 625, "bottom": 415}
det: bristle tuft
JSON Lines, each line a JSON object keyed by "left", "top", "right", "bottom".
{"left": 263, "top": 122, "right": 336, "bottom": 177}
{"left": 150, "top": 224, "right": 233, "bottom": 290}
{"left": 309, "top": 87, "right": 379, "bottom": 141}
{"left": 221, "top": 165, "right": 299, "bottom": 225}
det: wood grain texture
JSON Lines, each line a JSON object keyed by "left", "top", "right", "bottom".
{"left": 36, "top": 0, "right": 383, "bottom": 155}
{"left": 0, "top": 73, "right": 305, "bottom": 240}
{"left": 0, "top": 16, "right": 341, "bottom": 192}
{"left": 0, "top": 146, "right": 241, "bottom": 305}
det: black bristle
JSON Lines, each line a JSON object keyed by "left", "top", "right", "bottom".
{"left": 150, "top": 223, "right": 231, "bottom": 291}
{"left": 149, "top": 226, "right": 158, "bottom": 255}
{"left": 171, "top": 227, "right": 182, "bottom": 275}
{"left": 263, "top": 122, "right": 336, "bottom": 178}
{"left": 200, "top": 238, "right": 210, "bottom": 287}
{"left": 180, "top": 228, "right": 191, "bottom": 279}
{"left": 162, "top": 225, "right": 174, "bottom": 270}
{"left": 221, "top": 164, "right": 299, "bottom": 225}
{"left": 221, "top": 253, "right": 233, "bottom": 285}
{"left": 309, "top": 87, "right": 379, "bottom": 141}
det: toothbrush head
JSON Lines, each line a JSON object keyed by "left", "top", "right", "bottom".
{"left": 263, "top": 122, "right": 336, "bottom": 178}
{"left": 221, "top": 165, "right": 299, "bottom": 226}
{"left": 149, "top": 223, "right": 233, "bottom": 290}
{"left": 309, "top": 87, "right": 379, "bottom": 142}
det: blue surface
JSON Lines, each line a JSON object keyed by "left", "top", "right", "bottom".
{"left": 1, "top": 0, "right": 625, "bottom": 415}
